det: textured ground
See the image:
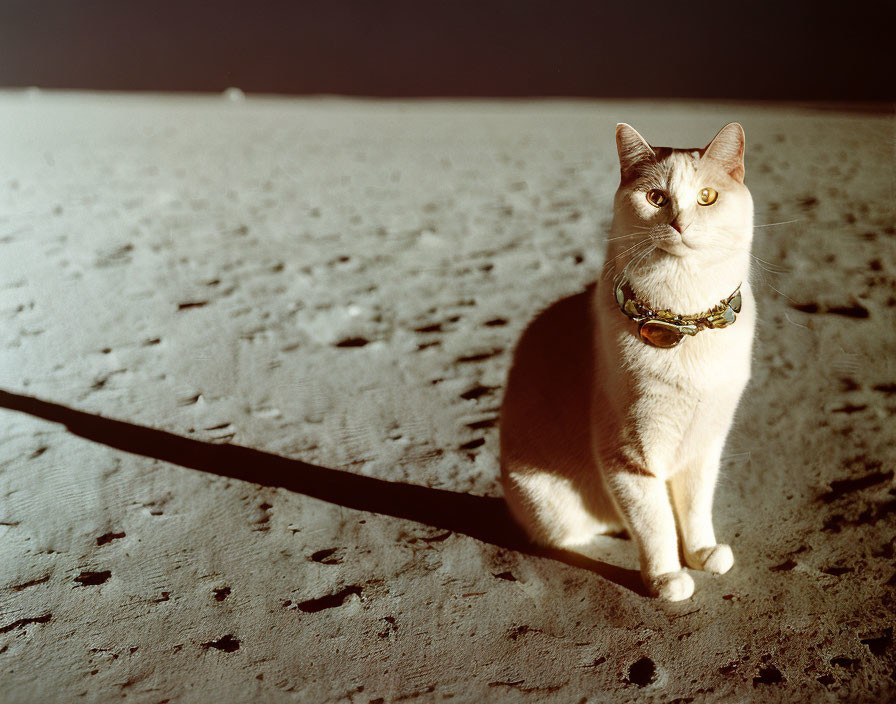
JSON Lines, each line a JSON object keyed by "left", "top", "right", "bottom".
{"left": 0, "top": 93, "right": 894, "bottom": 703}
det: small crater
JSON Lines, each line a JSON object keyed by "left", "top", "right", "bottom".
{"left": 822, "top": 514, "right": 845, "bottom": 532}
{"left": 309, "top": 548, "right": 343, "bottom": 565}
{"left": 254, "top": 502, "right": 272, "bottom": 530}
{"left": 334, "top": 337, "right": 369, "bottom": 348}
{"left": 873, "top": 383, "right": 896, "bottom": 394}
{"left": 29, "top": 446, "right": 48, "bottom": 459}
{"left": 177, "top": 301, "right": 209, "bottom": 311}
{"left": 821, "top": 468, "right": 892, "bottom": 503}
{"left": 627, "top": 657, "right": 657, "bottom": 687}
{"left": 456, "top": 348, "right": 503, "bottom": 363}
{"left": 460, "top": 385, "right": 495, "bottom": 401}
{"left": 492, "top": 571, "right": 517, "bottom": 581}
{"left": 414, "top": 323, "right": 443, "bottom": 333}
{"left": 420, "top": 531, "right": 452, "bottom": 543}
{"left": 484, "top": 318, "right": 507, "bottom": 326}
{"left": 204, "top": 422, "right": 232, "bottom": 431}
{"left": 488, "top": 680, "right": 525, "bottom": 689}
{"left": 799, "top": 196, "right": 819, "bottom": 209}
{"left": 838, "top": 377, "right": 861, "bottom": 391}
{"left": 97, "top": 531, "right": 125, "bottom": 546}
{"left": 830, "top": 656, "right": 860, "bottom": 671}
{"left": 74, "top": 570, "right": 111, "bottom": 587}
{"left": 459, "top": 438, "right": 485, "bottom": 451}
{"left": 0, "top": 613, "right": 52, "bottom": 634}
{"left": 295, "top": 585, "right": 363, "bottom": 613}
{"left": 820, "top": 565, "right": 853, "bottom": 577}
{"left": 11, "top": 574, "right": 51, "bottom": 591}
{"left": 213, "top": 587, "right": 231, "bottom": 601}
{"left": 817, "top": 674, "right": 836, "bottom": 686}
{"left": 770, "top": 559, "right": 797, "bottom": 572}
{"left": 507, "top": 625, "right": 537, "bottom": 641}
{"left": 155, "top": 592, "right": 170, "bottom": 602}
{"left": 143, "top": 337, "right": 161, "bottom": 346}
{"left": 377, "top": 616, "right": 398, "bottom": 639}
{"left": 752, "top": 665, "right": 784, "bottom": 686}
{"left": 466, "top": 418, "right": 497, "bottom": 430}
{"left": 791, "top": 302, "right": 819, "bottom": 314}
{"left": 788, "top": 301, "right": 869, "bottom": 318}
{"left": 831, "top": 403, "right": 867, "bottom": 414}
{"left": 828, "top": 303, "right": 869, "bottom": 318}
{"left": 200, "top": 635, "right": 240, "bottom": 653}
{"left": 860, "top": 628, "right": 893, "bottom": 656}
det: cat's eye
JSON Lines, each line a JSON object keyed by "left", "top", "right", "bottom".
{"left": 645, "top": 189, "right": 668, "bottom": 208}
{"left": 697, "top": 187, "right": 718, "bottom": 206}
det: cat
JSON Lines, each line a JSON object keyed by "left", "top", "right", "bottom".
{"left": 500, "top": 123, "right": 755, "bottom": 601}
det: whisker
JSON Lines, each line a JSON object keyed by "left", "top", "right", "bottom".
{"left": 749, "top": 254, "right": 790, "bottom": 274}
{"left": 753, "top": 218, "right": 803, "bottom": 229}
{"left": 783, "top": 312, "right": 811, "bottom": 330}
{"left": 604, "top": 233, "right": 644, "bottom": 243}
{"left": 608, "top": 239, "right": 652, "bottom": 262}
{"left": 763, "top": 282, "right": 796, "bottom": 303}
{"left": 618, "top": 242, "right": 656, "bottom": 281}
{"left": 602, "top": 240, "right": 653, "bottom": 279}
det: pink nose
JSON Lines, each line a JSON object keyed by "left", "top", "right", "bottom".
{"left": 670, "top": 218, "right": 683, "bottom": 233}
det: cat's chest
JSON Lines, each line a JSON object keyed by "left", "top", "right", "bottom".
{"left": 615, "top": 301, "right": 754, "bottom": 394}
{"left": 593, "top": 282, "right": 755, "bottom": 396}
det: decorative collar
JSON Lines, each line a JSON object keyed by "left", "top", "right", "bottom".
{"left": 614, "top": 279, "right": 743, "bottom": 348}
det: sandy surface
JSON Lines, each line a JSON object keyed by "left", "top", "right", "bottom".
{"left": 0, "top": 93, "right": 894, "bottom": 703}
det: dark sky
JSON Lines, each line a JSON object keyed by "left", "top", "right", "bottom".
{"left": 1, "top": 0, "right": 893, "bottom": 100}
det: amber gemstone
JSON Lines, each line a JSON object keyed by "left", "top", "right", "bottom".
{"left": 639, "top": 320, "right": 685, "bottom": 348}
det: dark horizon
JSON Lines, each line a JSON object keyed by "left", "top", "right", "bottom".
{"left": 2, "top": 0, "right": 894, "bottom": 102}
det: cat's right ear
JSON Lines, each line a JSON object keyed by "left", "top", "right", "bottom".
{"left": 615, "top": 123, "right": 655, "bottom": 181}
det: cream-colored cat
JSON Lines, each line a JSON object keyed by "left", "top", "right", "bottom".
{"left": 500, "top": 123, "right": 755, "bottom": 601}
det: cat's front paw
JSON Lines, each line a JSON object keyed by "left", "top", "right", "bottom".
{"left": 687, "top": 544, "right": 734, "bottom": 574}
{"left": 647, "top": 571, "right": 695, "bottom": 601}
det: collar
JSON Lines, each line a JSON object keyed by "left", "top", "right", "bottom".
{"left": 614, "top": 279, "right": 743, "bottom": 348}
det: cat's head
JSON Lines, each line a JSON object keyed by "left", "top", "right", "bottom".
{"left": 611, "top": 123, "right": 752, "bottom": 262}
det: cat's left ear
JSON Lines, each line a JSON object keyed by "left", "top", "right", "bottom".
{"left": 616, "top": 123, "right": 655, "bottom": 181}
{"left": 703, "top": 122, "right": 745, "bottom": 183}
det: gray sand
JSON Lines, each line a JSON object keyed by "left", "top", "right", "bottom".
{"left": 0, "top": 93, "right": 893, "bottom": 703}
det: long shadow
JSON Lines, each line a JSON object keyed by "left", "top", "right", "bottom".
{"left": 0, "top": 389, "right": 645, "bottom": 595}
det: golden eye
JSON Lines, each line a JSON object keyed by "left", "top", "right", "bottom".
{"left": 697, "top": 187, "right": 718, "bottom": 206}
{"left": 646, "top": 189, "right": 668, "bottom": 207}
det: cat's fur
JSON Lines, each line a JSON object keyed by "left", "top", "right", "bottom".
{"left": 500, "top": 123, "right": 755, "bottom": 601}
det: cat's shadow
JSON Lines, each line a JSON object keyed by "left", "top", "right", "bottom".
{"left": 0, "top": 296, "right": 645, "bottom": 595}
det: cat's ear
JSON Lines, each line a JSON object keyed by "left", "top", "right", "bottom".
{"left": 615, "top": 123, "right": 655, "bottom": 181}
{"left": 703, "top": 122, "right": 745, "bottom": 183}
